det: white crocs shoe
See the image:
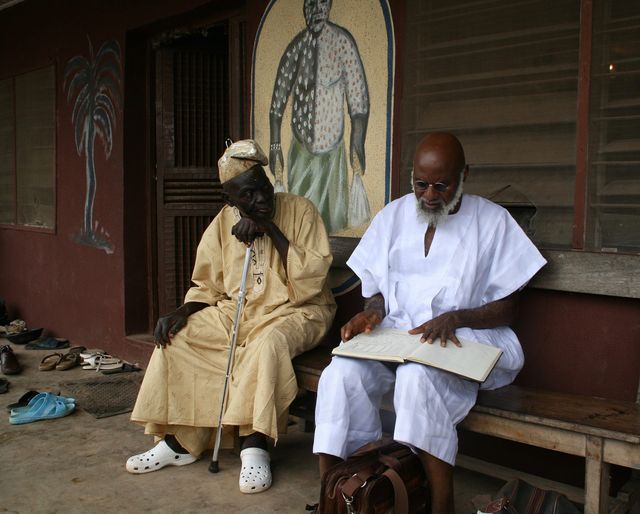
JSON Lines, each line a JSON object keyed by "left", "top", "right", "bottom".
{"left": 126, "top": 440, "right": 197, "bottom": 474}
{"left": 239, "top": 447, "right": 272, "bottom": 493}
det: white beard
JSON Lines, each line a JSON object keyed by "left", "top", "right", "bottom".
{"left": 415, "top": 177, "right": 464, "bottom": 227}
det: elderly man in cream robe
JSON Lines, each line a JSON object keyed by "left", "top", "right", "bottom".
{"left": 128, "top": 140, "right": 335, "bottom": 494}
{"left": 313, "top": 133, "right": 546, "bottom": 513}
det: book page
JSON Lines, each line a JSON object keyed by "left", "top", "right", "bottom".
{"left": 331, "top": 328, "right": 419, "bottom": 362}
{"left": 332, "top": 327, "right": 502, "bottom": 382}
{"left": 407, "top": 336, "right": 502, "bottom": 382}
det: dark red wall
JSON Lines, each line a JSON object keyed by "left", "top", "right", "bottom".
{"left": 0, "top": 0, "right": 218, "bottom": 355}
{"left": 515, "top": 288, "right": 640, "bottom": 401}
{"left": 0, "top": 0, "right": 638, "bottom": 406}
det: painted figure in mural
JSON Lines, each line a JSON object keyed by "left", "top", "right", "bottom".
{"left": 269, "top": 0, "right": 370, "bottom": 233}
{"left": 64, "top": 38, "right": 121, "bottom": 254}
{"left": 127, "top": 140, "right": 335, "bottom": 494}
{"left": 313, "top": 133, "right": 547, "bottom": 513}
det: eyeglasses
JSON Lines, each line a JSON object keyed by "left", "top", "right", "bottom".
{"left": 413, "top": 180, "right": 450, "bottom": 193}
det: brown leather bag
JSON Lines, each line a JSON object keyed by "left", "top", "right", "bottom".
{"left": 477, "top": 479, "right": 581, "bottom": 514}
{"left": 316, "top": 440, "right": 429, "bottom": 514}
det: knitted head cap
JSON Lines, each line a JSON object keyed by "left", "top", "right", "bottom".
{"left": 217, "top": 139, "right": 268, "bottom": 183}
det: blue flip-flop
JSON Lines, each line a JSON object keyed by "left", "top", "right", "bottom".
{"left": 9, "top": 393, "right": 75, "bottom": 424}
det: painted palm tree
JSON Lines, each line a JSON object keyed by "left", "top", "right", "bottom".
{"left": 64, "top": 37, "right": 122, "bottom": 253}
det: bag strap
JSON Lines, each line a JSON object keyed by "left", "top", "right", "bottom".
{"left": 341, "top": 471, "right": 376, "bottom": 499}
{"left": 382, "top": 467, "right": 410, "bottom": 514}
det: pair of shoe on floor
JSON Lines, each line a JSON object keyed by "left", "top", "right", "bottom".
{"left": 126, "top": 441, "right": 272, "bottom": 493}
{"left": 39, "top": 346, "right": 86, "bottom": 371}
{"left": 8, "top": 392, "right": 75, "bottom": 424}
{"left": 80, "top": 349, "right": 124, "bottom": 371}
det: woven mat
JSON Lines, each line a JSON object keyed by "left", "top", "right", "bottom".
{"left": 59, "top": 373, "right": 143, "bottom": 418}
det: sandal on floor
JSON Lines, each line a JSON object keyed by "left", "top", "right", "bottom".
{"left": 81, "top": 354, "right": 122, "bottom": 371}
{"left": 39, "top": 353, "right": 63, "bottom": 371}
{"left": 239, "top": 447, "right": 272, "bottom": 494}
{"left": 101, "top": 362, "right": 141, "bottom": 374}
{"left": 10, "top": 392, "right": 75, "bottom": 416}
{"left": 9, "top": 393, "right": 75, "bottom": 424}
{"left": 25, "top": 337, "right": 69, "bottom": 350}
{"left": 126, "top": 440, "right": 197, "bottom": 474}
{"left": 56, "top": 352, "right": 81, "bottom": 370}
{"left": 6, "top": 390, "right": 39, "bottom": 410}
{"left": 79, "top": 349, "right": 105, "bottom": 360}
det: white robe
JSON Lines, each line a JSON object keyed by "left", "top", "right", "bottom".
{"left": 313, "top": 194, "right": 546, "bottom": 464}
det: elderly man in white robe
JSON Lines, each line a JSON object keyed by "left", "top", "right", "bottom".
{"left": 127, "top": 140, "right": 335, "bottom": 494}
{"left": 313, "top": 132, "right": 546, "bottom": 513}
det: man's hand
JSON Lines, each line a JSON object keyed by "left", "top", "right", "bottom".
{"left": 153, "top": 301, "right": 208, "bottom": 348}
{"left": 409, "top": 312, "right": 462, "bottom": 347}
{"left": 154, "top": 310, "right": 189, "bottom": 348}
{"left": 231, "top": 217, "right": 265, "bottom": 245}
{"left": 341, "top": 309, "right": 382, "bottom": 341}
{"left": 408, "top": 292, "right": 520, "bottom": 347}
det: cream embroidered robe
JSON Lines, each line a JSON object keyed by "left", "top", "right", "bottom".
{"left": 131, "top": 193, "right": 335, "bottom": 455}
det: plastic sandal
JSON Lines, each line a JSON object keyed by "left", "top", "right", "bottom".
{"left": 79, "top": 349, "right": 105, "bottom": 360}
{"left": 25, "top": 337, "right": 69, "bottom": 350}
{"left": 9, "top": 393, "right": 75, "bottom": 424}
{"left": 126, "top": 440, "right": 197, "bottom": 474}
{"left": 6, "top": 390, "right": 39, "bottom": 410}
{"left": 10, "top": 393, "right": 75, "bottom": 416}
{"left": 239, "top": 447, "right": 272, "bottom": 494}
{"left": 101, "top": 362, "right": 141, "bottom": 374}
{"left": 81, "top": 354, "right": 122, "bottom": 371}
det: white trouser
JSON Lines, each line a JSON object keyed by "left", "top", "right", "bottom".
{"left": 313, "top": 356, "right": 479, "bottom": 465}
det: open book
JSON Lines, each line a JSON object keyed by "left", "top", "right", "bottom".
{"left": 332, "top": 327, "right": 502, "bottom": 383}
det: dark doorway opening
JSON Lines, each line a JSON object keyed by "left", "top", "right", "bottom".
{"left": 124, "top": 13, "right": 246, "bottom": 338}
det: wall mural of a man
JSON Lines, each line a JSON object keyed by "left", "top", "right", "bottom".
{"left": 268, "top": 0, "right": 370, "bottom": 234}
{"left": 253, "top": 0, "right": 394, "bottom": 239}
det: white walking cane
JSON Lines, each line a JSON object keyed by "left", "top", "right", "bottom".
{"left": 209, "top": 243, "right": 253, "bottom": 473}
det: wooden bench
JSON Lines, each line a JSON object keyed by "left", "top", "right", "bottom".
{"left": 291, "top": 237, "right": 640, "bottom": 514}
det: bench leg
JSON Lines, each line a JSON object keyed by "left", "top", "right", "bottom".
{"left": 585, "top": 436, "right": 610, "bottom": 514}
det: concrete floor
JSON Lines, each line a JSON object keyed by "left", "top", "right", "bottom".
{"left": 0, "top": 342, "right": 504, "bottom": 514}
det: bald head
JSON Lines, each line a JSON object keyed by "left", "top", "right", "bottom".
{"left": 413, "top": 132, "right": 466, "bottom": 174}
{"left": 412, "top": 133, "right": 468, "bottom": 224}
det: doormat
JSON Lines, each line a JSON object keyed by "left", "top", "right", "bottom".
{"left": 59, "top": 373, "right": 143, "bottom": 418}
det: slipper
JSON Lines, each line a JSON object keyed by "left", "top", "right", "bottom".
{"left": 6, "top": 327, "right": 43, "bottom": 345}
{"left": 239, "top": 447, "right": 272, "bottom": 493}
{"left": 101, "top": 362, "right": 141, "bottom": 374}
{"left": 6, "top": 390, "right": 39, "bottom": 410}
{"left": 82, "top": 354, "right": 122, "bottom": 371}
{"left": 56, "top": 352, "right": 81, "bottom": 371}
{"left": 67, "top": 346, "right": 87, "bottom": 355}
{"left": 9, "top": 393, "right": 75, "bottom": 424}
{"left": 79, "top": 349, "right": 105, "bottom": 360}
{"left": 9, "top": 392, "right": 75, "bottom": 416}
{"left": 39, "top": 353, "right": 63, "bottom": 371}
{"left": 25, "top": 337, "right": 69, "bottom": 350}
{"left": 126, "top": 440, "right": 197, "bottom": 474}
{"left": 0, "top": 378, "right": 8, "bottom": 394}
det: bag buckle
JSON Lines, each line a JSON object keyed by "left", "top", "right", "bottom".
{"left": 342, "top": 493, "right": 357, "bottom": 514}
{"left": 342, "top": 474, "right": 368, "bottom": 514}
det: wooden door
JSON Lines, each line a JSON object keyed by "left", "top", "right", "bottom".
{"left": 154, "top": 23, "right": 244, "bottom": 315}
